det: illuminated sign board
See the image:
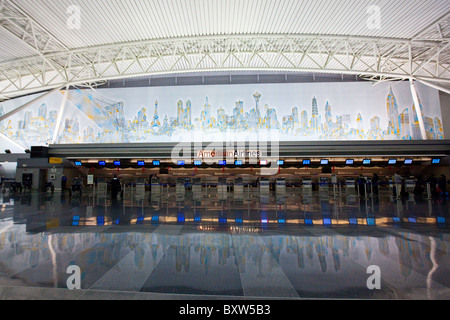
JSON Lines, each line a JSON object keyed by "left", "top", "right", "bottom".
{"left": 404, "top": 159, "right": 413, "bottom": 165}
{"left": 49, "top": 157, "right": 63, "bottom": 164}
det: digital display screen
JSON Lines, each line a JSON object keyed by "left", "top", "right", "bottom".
{"left": 404, "top": 159, "right": 413, "bottom": 165}
{"left": 137, "top": 161, "right": 145, "bottom": 166}
{"left": 432, "top": 158, "right": 441, "bottom": 164}
{"left": 153, "top": 160, "right": 160, "bottom": 166}
{"left": 74, "top": 161, "right": 82, "bottom": 166}
{"left": 367, "top": 218, "right": 376, "bottom": 226}
{"left": 194, "top": 160, "right": 202, "bottom": 166}
{"left": 113, "top": 161, "right": 121, "bottom": 166}
{"left": 277, "top": 160, "right": 284, "bottom": 165}
{"left": 177, "top": 160, "right": 185, "bottom": 166}
{"left": 260, "top": 160, "right": 267, "bottom": 165}
{"left": 235, "top": 160, "right": 243, "bottom": 166}
{"left": 323, "top": 218, "right": 332, "bottom": 225}
{"left": 388, "top": 159, "right": 397, "bottom": 165}
{"left": 219, "top": 160, "right": 226, "bottom": 165}
{"left": 303, "top": 160, "right": 311, "bottom": 165}
{"left": 346, "top": 159, "right": 354, "bottom": 165}
{"left": 98, "top": 161, "right": 106, "bottom": 166}
{"left": 363, "top": 159, "right": 371, "bottom": 165}
{"left": 320, "top": 159, "right": 329, "bottom": 165}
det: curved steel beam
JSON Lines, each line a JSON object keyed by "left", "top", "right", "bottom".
{"left": 0, "top": 34, "right": 448, "bottom": 99}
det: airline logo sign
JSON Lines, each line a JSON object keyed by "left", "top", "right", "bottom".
{"left": 197, "top": 150, "right": 261, "bottom": 158}
{"left": 49, "top": 157, "right": 63, "bottom": 164}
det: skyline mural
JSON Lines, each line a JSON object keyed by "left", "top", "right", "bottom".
{"left": 0, "top": 81, "right": 444, "bottom": 151}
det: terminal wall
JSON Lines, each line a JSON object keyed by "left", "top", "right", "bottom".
{"left": 440, "top": 91, "right": 450, "bottom": 139}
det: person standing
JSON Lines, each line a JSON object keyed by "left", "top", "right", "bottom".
{"left": 372, "top": 173, "right": 379, "bottom": 196}
{"left": 111, "top": 175, "right": 121, "bottom": 200}
{"left": 358, "top": 175, "right": 367, "bottom": 197}
{"left": 438, "top": 174, "right": 447, "bottom": 195}
{"left": 393, "top": 171, "right": 402, "bottom": 198}
{"left": 426, "top": 174, "right": 438, "bottom": 196}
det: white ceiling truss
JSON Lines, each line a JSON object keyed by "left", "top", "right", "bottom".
{"left": 0, "top": 1, "right": 449, "bottom": 101}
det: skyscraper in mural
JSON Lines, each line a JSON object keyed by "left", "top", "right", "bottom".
{"left": 387, "top": 87, "right": 399, "bottom": 138}
{"left": 311, "top": 97, "right": 320, "bottom": 133}
{"left": 38, "top": 103, "right": 47, "bottom": 119}
{"left": 201, "top": 97, "right": 212, "bottom": 129}
{"left": 253, "top": 92, "right": 262, "bottom": 126}
{"left": 434, "top": 117, "right": 444, "bottom": 139}
{"left": 398, "top": 108, "right": 411, "bottom": 140}
{"left": 176, "top": 100, "right": 192, "bottom": 129}
{"left": 324, "top": 102, "right": 332, "bottom": 133}
{"left": 301, "top": 110, "right": 308, "bottom": 130}
{"left": 150, "top": 100, "right": 161, "bottom": 133}
{"left": 370, "top": 116, "right": 380, "bottom": 131}
{"left": 411, "top": 99, "right": 424, "bottom": 140}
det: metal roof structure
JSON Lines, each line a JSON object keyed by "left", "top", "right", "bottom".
{"left": 0, "top": 0, "right": 449, "bottom": 100}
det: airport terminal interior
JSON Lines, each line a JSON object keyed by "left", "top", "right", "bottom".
{"left": 0, "top": 0, "right": 450, "bottom": 300}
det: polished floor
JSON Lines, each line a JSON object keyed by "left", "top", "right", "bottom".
{"left": 0, "top": 184, "right": 449, "bottom": 300}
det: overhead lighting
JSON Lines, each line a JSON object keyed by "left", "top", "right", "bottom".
{"left": 388, "top": 159, "right": 397, "bottom": 165}
{"left": 432, "top": 158, "right": 441, "bottom": 164}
